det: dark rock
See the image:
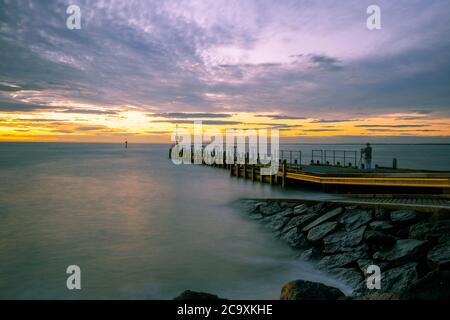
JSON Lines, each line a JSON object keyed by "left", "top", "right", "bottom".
{"left": 280, "top": 228, "right": 310, "bottom": 249}
{"left": 427, "top": 240, "right": 450, "bottom": 271}
{"left": 364, "top": 230, "right": 397, "bottom": 251}
{"left": 369, "top": 221, "right": 396, "bottom": 234}
{"left": 293, "top": 203, "right": 309, "bottom": 215}
{"left": 373, "top": 239, "right": 428, "bottom": 264}
{"left": 280, "top": 280, "right": 345, "bottom": 300}
{"left": 324, "top": 243, "right": 368, "bottom": 255}
{"left": 390, "top": 209, "right": 417, "bottom": 223}
{"left": 307, "top": 221, "right": 338, "bottom": 242}
{"left": 281, "top": 213, "right": 317, "bottom": 234}
{"left": 322, "top": 226, "right": 367, "bottom": 253}
{"left": 430, "top": 209, "right": 450, "bottom": 221}
{"left": 378, "top": 263, "right": 418, "bottom": 293}
{"left": 318, "top": 251, "right": 367, "bottom": 271}
{"left": 174, "top": 290, "right": 224, "bottom": 300}
{"left": 401, "top": 271, "right": 450, "bottom": 300}
{"left": 409, "top": 220, "right": 450, "bottom": 241}
{"left": 259, "top": 202, "right": 282, "bottom": 216}
{"left": 374, "top": 208, "right": 389, "bottom": 221}
{"left": 339, "top": 209, "right": 372, "bottom": 231}
{"left": 302, "top": 207, "right": 344, "bottom": 232}
{"left": 330, "top": 268, "right": 364, "bottom": 288}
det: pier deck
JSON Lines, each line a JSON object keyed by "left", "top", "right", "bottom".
{"left": 224, "top": 163, "right": 450, "bottom": 193}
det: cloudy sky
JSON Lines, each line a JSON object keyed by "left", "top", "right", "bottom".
{"left": 1, "top": 0, "right": 449, "bottom": 142}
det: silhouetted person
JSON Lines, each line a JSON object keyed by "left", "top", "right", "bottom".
{"left": 362, "top": 143, "right": 372, "bottom": 171}
{"left": 125, "top": 139, "right": 128, "bottom": 149}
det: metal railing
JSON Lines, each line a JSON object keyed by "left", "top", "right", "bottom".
{"left": 312, "top": 149, "right": 358, "bottom": 167}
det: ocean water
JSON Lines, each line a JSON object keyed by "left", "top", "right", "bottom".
{"left": 0, "top": 143, "right": 448, "bottom": 299}
{"left": 0, "top": 143, "right": 344, "bottom": 299}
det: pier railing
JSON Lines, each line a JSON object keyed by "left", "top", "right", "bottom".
{"left": 312, "top": 149, "right": 358, "bottom": 167}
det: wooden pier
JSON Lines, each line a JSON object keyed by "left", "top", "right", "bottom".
{"left": 169, "top": 146, "right": 450, "bottom": 194}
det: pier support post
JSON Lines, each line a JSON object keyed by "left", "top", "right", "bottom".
{"left": 282, "top": 163, "right": 286, "bottom": 188}
{"left": 235, "top": 164, "right": 239, "bottom": 177}
{"left": 230, "top": 164, "right": 234, "bottom": 176}
{"left": 243, "top": 163, "right": 247, "bottom": 179}
{"left": 251, "top": 165, "right": 255, "bottom": 181}
{"left": 259, "top": 167, "right": 264, "bottom": 183}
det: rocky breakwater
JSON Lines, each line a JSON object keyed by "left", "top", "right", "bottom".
{"left": 241, "top": 199, "right": 450, "bottom": 299}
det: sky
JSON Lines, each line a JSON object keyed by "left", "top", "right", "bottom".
{"left": 0, "top": 0, "right": 449, "bottom": 143}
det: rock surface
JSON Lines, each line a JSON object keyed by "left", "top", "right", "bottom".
{"left": 280, "top": 280, "right": 344, "bottom": 300}
{"left": 302, "top": 207, "right": 343, "bottom": 232}
{"left": 307, "top": 221, "right": 338, "bottom": 242}
{"left": 427, "top": 240, "right": 450, "bottom": 270}
{"left": 373, "top": 239, "right": 428, "bottom": 264}
{"left": 174, "top": 290, "right": 224, "bottom": 300}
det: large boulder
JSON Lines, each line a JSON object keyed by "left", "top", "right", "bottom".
{"left": 318, "top": 251, "right": 367, "bottom": 271}
{"left": 427, "top": 240, "right": 450, "bottom": 271}
{"left": 390, "top": 209, "right": 417, "bottom": 223}
{"left": 280, "top": 280, "right": 345, "bottom": 300}
{"left": 373, "top": 239, "right": 428, "bottom": 264}
{"left": 409, "top": 220, "right": 450, "bottom": 241}
{"left": 173, "top": 290, "right": 224, "bottom": 300}
{"left": 339, "top": 209, "right": 373, "bottom": 231}
{"left": 302, "top": 207, "right": 344, "bottom": 232}
{"left": 401, "top": 271, "right": 450, "bottom": 300}
{"left": 307, "top": 221, "right": 338, "bottom": 242}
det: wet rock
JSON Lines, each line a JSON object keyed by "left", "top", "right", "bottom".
{"left": 330, "top": 268, "right": 364, "bottom": 288}
{"left": 390, "top": 209, "right": 417, "bottom": 223}
{"left": 373, "top": 239, "right": 428, "bottom": 264}
{"left": 302, "top": 207, "right": 344, "bottom": 232}
{"left": 427, "top": 240, "right": 450, "bottom": 271}
{"left": 369, "top": 221, "right": 396, "bottom": 234}
{"left": 401, "top": 271, "right": 450, "bottom": 300}
{"left": 174, "top": 290, "right": 224, "bottom": 300}
{"left": 280, "top": 280, "right": 345, "bottom": 300}
{"left": 280, "top": 228, "right": 309, "bottom": 249}
{"left": 409, "top": 220, "right": 450, "bottom": 241}
{"left": 307, "top": 221, "right": 338, "bottom": 242}
{"left": 293, "top": 203, "right": 309, "bottom": 215}
{"left": 318, "top": 251, "right": 367, "bottom": 271}
{"left": 364, "top": 230, "right": 397, "bottom": 251}
{"left": 339, "top": 209, "right": 372, "bottom": 231}
{"left": 259, "top": 202, "right": 282, "bottom": 216}
{"left": 281, "top": 213, "right": 317, "bottom": 234}
{"left": 324, "top": 243, "right": 369, "bottom": 255}
{"left": 322, "top": 226, "right": 367, "bottom": 253}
